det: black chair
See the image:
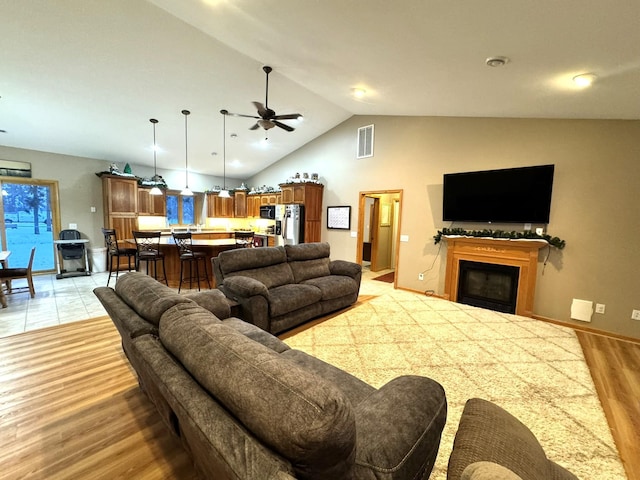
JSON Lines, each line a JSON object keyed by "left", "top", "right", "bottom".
{"left": 102, "top": 228, "right": 137, "bottom": 286}
{"left": 57, "top": 229, "right": 86, "bottom": 272}
{"left": 132, "top": 231, "right": 167, "bottom": 285}
{"left": 0, "top": 246, "right": 36, "bottom": 302}
{"left": 234, "top": 231, "right": 255, "bottom": 248}
{"left": 172, "top": 232, "right": 210, "bottom": 292}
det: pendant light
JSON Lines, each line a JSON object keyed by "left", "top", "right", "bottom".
{"left": 180, "top": 109, "right": 193, "bottom": 196}
{"left": 149, "top": 118, "right": 162, "bottom": 195}
{"left": 218, "top": 109, "right": 230, "bottom": 198}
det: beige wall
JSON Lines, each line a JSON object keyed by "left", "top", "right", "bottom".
{"left": 0, "top": 145, "right": 223, "bottom": 251}
{"left": 248, "top": 116, "right": 640, "bottom": 339}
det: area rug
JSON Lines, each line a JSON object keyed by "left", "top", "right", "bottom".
{"left": 283, "top": 287, "right": 627, "bottom": 479}
{"left": 372, "top": 271, "right": 395, "bottom": 283}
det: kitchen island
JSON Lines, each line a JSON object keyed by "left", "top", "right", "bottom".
{"left": 126, "top": 236, "right": 239, "bottom": 288}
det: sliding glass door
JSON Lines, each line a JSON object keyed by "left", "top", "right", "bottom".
{"left": 0, "top": 178, "right": 60, "bottom": 272}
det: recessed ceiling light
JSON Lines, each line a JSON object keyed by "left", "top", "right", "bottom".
{"left": 352, "top": 87, "right": 367, "bottom": 98}
{"left": 572, "top": 73, "right": 597, "bottom": 87}
{"left": 485, "top": 56, "right": 510, "bottom": 67}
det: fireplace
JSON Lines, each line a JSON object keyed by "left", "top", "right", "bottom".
{"left": 443, "top": 236, "right": 547, "bottom": 317}
{"left": 457, "top": 260, "right": 519, "bottom": 313}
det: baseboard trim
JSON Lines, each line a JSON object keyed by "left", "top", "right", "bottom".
{"left": 532, "top": 314, "right": 640, "bottom": 345}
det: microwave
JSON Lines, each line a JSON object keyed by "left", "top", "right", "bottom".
{"left": 259, "top": 205, "right": 276, "bottom": 219}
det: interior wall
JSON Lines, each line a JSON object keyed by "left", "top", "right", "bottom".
{"left": 248, "top": 116, "right": 640, "bottom": 339}
{"left": 0, "top": 145, "right": 223, "bottom": 249}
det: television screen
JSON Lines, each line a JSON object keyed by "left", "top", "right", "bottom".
{"left": 442, "top": 164, "right": 554, "bottom": 223}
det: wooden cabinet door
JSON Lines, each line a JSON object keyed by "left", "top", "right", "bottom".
{"left": 138, "top": 189, "right": 151, "bottom": 215}
{"left": 151, "top": 193, "right": 166, "bottom": 216}
{"left": 234, "top": 191, "right": 247, "bottom": 218}
{"left": 210, "top": 194, "right": 234, "bottom": 217}
{"left": 138, "top": 188, "right": 166, "bottom": 216}
{"left": 246, "top": 195, "right": 260, "bottom": 217}
{"left": 109, "top": 216, "right": 138, "bottom": 241}
{"left": 103, "top": 176, "right": 137, "bottom": 214}
{"left": 280, "top": 186, "right": 294, "bottom": 204}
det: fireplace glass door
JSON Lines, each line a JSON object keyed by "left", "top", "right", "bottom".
{"left": 457, "top": 260, "right": 519, "bottom": 313}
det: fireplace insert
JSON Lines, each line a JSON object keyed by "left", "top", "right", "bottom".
{"left": 457, "top": 260, "right": 519, "bottom": 314}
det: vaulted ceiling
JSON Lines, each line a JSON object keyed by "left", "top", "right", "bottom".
{"left": 2, "top": 0, "right": 639, "bottom": 179}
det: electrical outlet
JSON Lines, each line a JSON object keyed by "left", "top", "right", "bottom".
{"left": 632, "top": 310, "right": 640, "bottom": 321}
{"left": 595, "top": 303, "right": 606, "bottom": 314}
{"left": 418, "top": 273, "right": 424, "bottom": 281}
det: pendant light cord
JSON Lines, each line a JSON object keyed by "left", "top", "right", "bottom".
{"left": 182, "top": 109, "right": 190, "bottom": 188}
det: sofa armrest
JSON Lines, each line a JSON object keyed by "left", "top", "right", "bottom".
{"left": 183, "top": 289, "right": 231, "bottom": 320}
{"left": 223, "top": 276, "right": 269, "bottom": 299}
{"left": 329, "top": 260, "right": 362, "bottom": 279}
{"left": 353, "top": 376, "right": 446, "bottom": 480}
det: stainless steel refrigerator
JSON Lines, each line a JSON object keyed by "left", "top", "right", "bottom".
{"left": 275, "top": 204, "right": 305, "bottom": 246}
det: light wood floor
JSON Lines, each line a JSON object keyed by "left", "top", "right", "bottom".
{"left": 576, "top": 331, "right": 640, "bottom": 480}
{"left": 1, "top": 316, "right": 638, "bottom": 479}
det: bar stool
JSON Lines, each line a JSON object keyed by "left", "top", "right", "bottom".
{"left": 132, "top": 231, "right": 167, "bottom": 285}
{"left": 101, "top": 228, "right": 136, "bottom": 286}
{"left": 172, "top": 232, "right": 210, "bottom": 292}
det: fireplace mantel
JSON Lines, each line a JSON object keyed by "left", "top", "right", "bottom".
{"left": 443, "top": 236, "right": 548, "bottom": 317}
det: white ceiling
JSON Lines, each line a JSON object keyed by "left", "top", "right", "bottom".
{"left": 1, "top": 0, "right": 639, "bottom": 180}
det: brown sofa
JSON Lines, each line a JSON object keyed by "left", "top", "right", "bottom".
{"left": 94, "top": 272, "right": 448, "bottom": 480}
{"left": 212, "top": 242, "right": 362, "bottom": 334}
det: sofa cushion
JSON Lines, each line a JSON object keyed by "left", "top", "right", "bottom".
{"left": 284, "top": 242, "right": 331, "bottom": 262}
{"left": 222, "top": 317, "right": 291, "bottom": 353}
{"left": 159, "top": 314, "right": 357, "bottom": 480}
{"left": 217, "top": 246, "right": 286, "bottom": 271}
{"left": 302, "top": 275, "right": 358, "bottom": 301}
{"left": 183, "top": 289, "right": 231, "bottom": 320}
{"left": 268, "top": 283, "right": 323, "bottom": 317}
{"left": 161, "top": 302, "right": 224, "bottom": 330}
{"left": 447, "top": 398, "right": 570, "bottom": 480}
{"left": 461, "top": 462, "right": 524, "bottom": 480}
{"left": 285, "top": 243, "right": 332, "bottom": 283}
{"left": 115, "top": 272, "right": 192, "bottom": 326}
{"left": 226, "top": 262, "right": 295, "bottom": 290}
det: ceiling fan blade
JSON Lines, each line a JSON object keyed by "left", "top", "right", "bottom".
{"left": 226, "top": 111, "right": 260, "bottom": 119}
{"left": 249, "top": 122, "right": 260, "bottom": 130}
{"left": 272, "top": 113, "right": 302, "bottom": 120}
{"left": 272, "top": 120, "right": 295, "bottom": 132}
{"left": 252, "top": 101, "right": 270, "bottom": 118}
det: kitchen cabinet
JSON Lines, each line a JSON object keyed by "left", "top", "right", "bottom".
{"left": 279, "top": 183, "right": 324, "bottom": 243}
{"left": 138, "top": 188, "right": 166, "bottom": 216}
{"left": 207, "top": 193, "right": 234, "bottom": 218}
{"left": 102, "top": 175, "right": 138, "bottom": 240}
{"left": 234, "top": 191, "right": 247, "bottom": 218}
{"left": 246, "top": 195, "right": 261, "bottom": 217}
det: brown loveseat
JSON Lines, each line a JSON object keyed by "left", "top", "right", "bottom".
{"left": 212, "top": 242, "right": 361, "bottom": 334}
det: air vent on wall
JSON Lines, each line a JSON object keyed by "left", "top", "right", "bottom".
{"left": 357, "top": 124, "right": 374, "bottom": 159}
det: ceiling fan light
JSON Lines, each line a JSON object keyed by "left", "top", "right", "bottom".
{"left": 573, "top": 73, "right": 597, "bottom": 87}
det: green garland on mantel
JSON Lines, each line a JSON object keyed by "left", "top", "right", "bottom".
{"left": 433, "top": 227, "right": 566, "bottom": 250}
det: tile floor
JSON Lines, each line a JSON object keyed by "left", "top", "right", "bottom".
{"left": 0, "top": 266, "right": 395, "bottom": 339}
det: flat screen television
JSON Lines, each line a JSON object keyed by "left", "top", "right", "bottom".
{"left": 442, "top": 164, "right": 555, "bottom": 223}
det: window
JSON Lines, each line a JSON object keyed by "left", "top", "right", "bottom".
{"left": 166, "top": 192, "right": 197, "bottom": 225}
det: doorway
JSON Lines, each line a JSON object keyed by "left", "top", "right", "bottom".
{"left": 0, "top": 178, "right": 60, "bottom": 273}
{"left": 356, "top": 190, "right": 403, "bottom": 283}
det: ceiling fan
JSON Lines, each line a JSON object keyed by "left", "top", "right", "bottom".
{"left": 223, "top": 66, "right": 302, "bottom": 132}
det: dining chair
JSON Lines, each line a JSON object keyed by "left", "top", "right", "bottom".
{"left": 132, "top": 231, "right": 167, "bottom": 285}
{"left": 102, "top": 227, "right": 137, "bottom": 286}
{"left": 0, "top": 246, "right": 36, "bottom": 303}
{"left": 172, "top": 232, "right": 210, "bottom": 292}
